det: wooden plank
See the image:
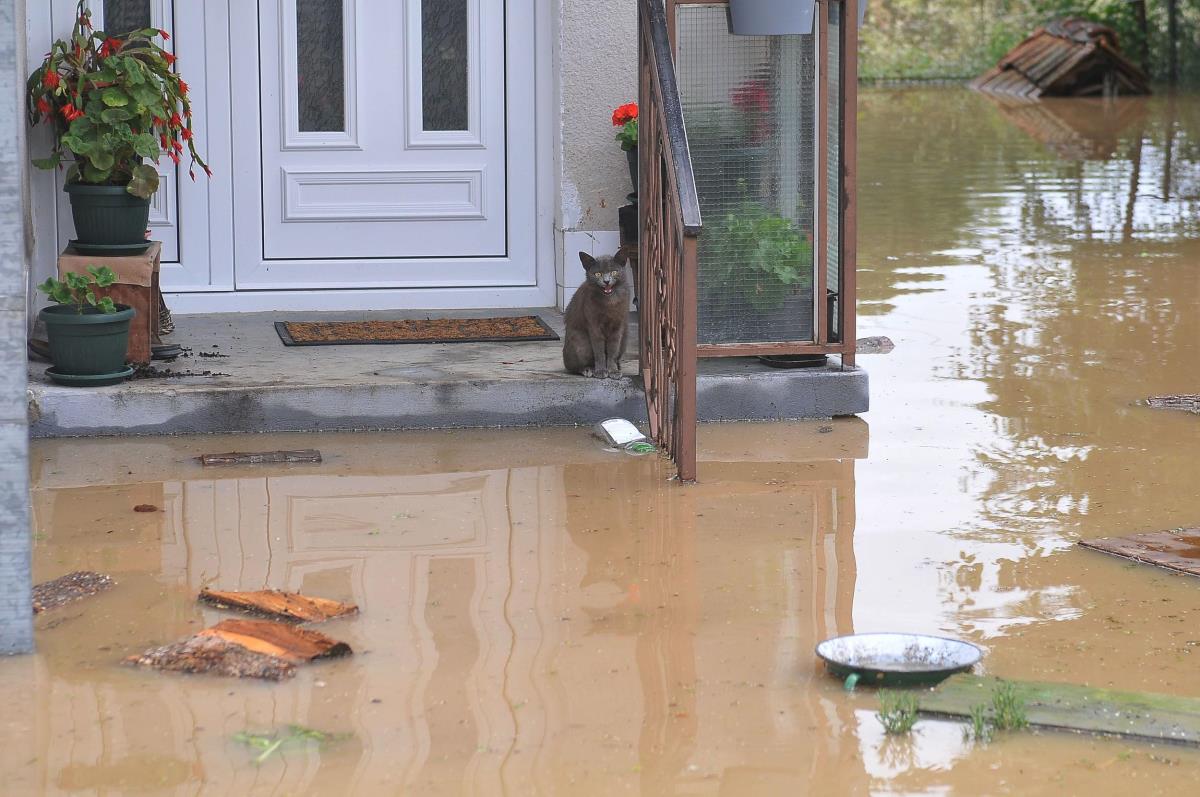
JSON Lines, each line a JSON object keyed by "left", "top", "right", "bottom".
{"left": 920, "top": 675, "right": 1200, "bottom": 746}
{"left": 1079, "top": 529, "right": 1200, "bottom": 577}
{"left": 1145, "top": 394, "right": 1200, "bottom": 414}
{"left": 32, "top": 571, "right": 114, "bottom": 614}
{"left": 199, "top": 588, "right": 359, "bottom": 623}
{"left": 199, "top": 450, "right": 322, "bottom": 466}
{"left": 197, "top": 619, "right": 352, "bottom": 663}
{"left": 127, "top": 634, "right": 296, "bottom": 681}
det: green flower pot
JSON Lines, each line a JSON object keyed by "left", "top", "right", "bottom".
{"left": 64, "top": 183, "right": 151, "bottom": 247}
{"left": 40, "top": 303, "right": 135, "bottom": 377}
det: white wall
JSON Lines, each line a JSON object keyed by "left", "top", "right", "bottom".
{"left": 556, "top": 0, "right": 638, "bottom": 308}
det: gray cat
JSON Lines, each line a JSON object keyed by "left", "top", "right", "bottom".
{"left": 563, "top": 251, "right": 630, "bottom": 379}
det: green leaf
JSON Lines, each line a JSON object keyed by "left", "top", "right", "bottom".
{"left": 127, "top": 163, "right": 159, "bottom": 198}
{"left": 84, "top": 291, "right": 97, "bottom": 307}
{"left": 88, "top": 150, "right": 115, "bottom": 171}
{"left": 96, "top": 296, "right": 117, "bottom": 314}
{"left": 100, "top": 87, "right": 130, "bottom": 107}
{"left": 101, "top": 107, "right": 135, "bottom": 123}
{"left": 60, "top": 134, "right": 92, "bottom": 157}
{"left": 88, "top": 266, "right": 118, "bottom": 288}
{"left": 31, "top": 156, "right": 60, "bottom": 170}
{"left": 82, "top": 162, "right": 112, "bottom": 183}
{"left": 131, "top": 132, "right": 159, "bottom": 159}
{"left": 65, "top": 272, "right": 89, "bottom": 291}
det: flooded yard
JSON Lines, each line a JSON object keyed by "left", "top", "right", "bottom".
{"left": 6, "top": 87, "right": 1200, "bottom": 794}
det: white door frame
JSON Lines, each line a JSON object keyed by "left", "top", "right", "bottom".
{"left": 27, "top": 0, "right": 557, "bottom": 313}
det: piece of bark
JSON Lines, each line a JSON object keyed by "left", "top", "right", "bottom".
{"left": 127, "top": 634, "right": 296, "bottom": 681}
{"left": 200, "top": 450, "right": 322, "bottom": 466}
{"left": 197, "top": 619, "right": 352, "bottom": 663}
{"left": 32, "top": 571, "right": 115, "bottom": 614}
{"left": 199, "top": 588, "right": 358, "bottom": 623}
{"left": 133, "top": 504, "right": 158, "bottom": 513}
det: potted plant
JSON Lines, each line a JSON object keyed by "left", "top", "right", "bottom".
{"left": 612, "top": 102, "right": 639, "bottom": 198}
{"left": 26, "top": 1, "right": 209, "bottom": 254}
{"left": 38, "top": 266, "right": 136, "bottom": 386}
{"left": 729, "top": 0, "right": 816, "bottom": 36}
{"left": 698, "top": 200, "right": 814, "bottom": 345}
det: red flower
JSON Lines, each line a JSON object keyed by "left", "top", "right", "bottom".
{"left": 79, "top": 14, "right": 90, "bottom": 28}
{"left": 169, "top": 112, "right": 182, "bottom": 128}
{"left": 731, "top": 80, "right": 770, "bottom": 115}
{"left": 178, "top": 79, "right": 189, "bottom": 95}
{"left": 159, "top": 134, "right": 168, "bottom": 148}
{"left": 181, "top": 127, "right": 193, "bottom": 141}
{"left": 36, "top": 98, "right": 51, "bottom": 116}
{"left": 99, "top": 37, "right": 121, "bottom": 58}
{"left": 612, "top": 102, "right": 638, "bottom": 127}
{"left": 152, "top": 116, "right": 164, "bottom": 127}
{"left": 159, "top": 29, "right": 170, "bottom": 41}
{"left": 168, "top": 151, "right": 180, "bottom": 165}
{"left": 43, "top": 70, "right": 60, "bottom": 89}
{"left": 173, "top": 139, "right": 183, "bottom": 152}
{"left": 162, "top": 51, "right": 176, "bottom": 66}
{"left": 59, "top": 103, "right": 84, "bottom": 122}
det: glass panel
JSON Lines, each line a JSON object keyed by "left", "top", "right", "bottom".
{"left": 296, "top": 0, "right": 346, "bottom": 133}
{"left": 826, "top": 2, "right": 842, "bottom": 341}
{"left": 677, "top": 5, "right": 817, "bottom": 345}
{"left": 422, "top": 0, "right": 469, "bottom": 131}
{"left": 103, "top": 0, "right": 151, "bottom": 36}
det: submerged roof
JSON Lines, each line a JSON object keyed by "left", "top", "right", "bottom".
{"left": 971, "top": 17, "right": 1151, "bottom": 98}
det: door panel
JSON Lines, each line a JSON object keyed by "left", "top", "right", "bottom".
{"left": 247, "top": 0, "right": 524, "bottom": 283}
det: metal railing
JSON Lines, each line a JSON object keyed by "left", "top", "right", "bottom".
{"left": 638, "top": 0, "right": 702, "bottom": 483}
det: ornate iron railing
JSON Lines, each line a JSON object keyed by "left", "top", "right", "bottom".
{"left": 638, "top": 0, "right": 702, "bottom": 483}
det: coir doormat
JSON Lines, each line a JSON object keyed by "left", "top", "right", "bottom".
{"left": 274, "top": 316, "right": 560, "bottom": 346}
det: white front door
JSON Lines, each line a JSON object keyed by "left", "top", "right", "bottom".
{"left": 232, "top": 0, "right": 536, "bottom": 290}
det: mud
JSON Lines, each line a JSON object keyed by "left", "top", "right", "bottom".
{"left": 5, "top": 88, "right": 1200, "bottom": 794}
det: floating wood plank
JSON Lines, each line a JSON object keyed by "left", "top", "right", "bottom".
{"left": 199, "top": 450, "right": 322, "bottom": 466}
{"left": 1144, "top": 394, "right": 1200, "bottom": 414}
{"left": 1079, "top": 530, "right": 1200, "bottom": 577}
{"left": 919, "top": 675, "right": 1200, "bottom": 746}
{"left": 32, "top": 571, "right": 114, "bottom": 614}
{"left": 197, "top": 619, "right": 352, "bottom": 663}
{"left": 127, "top": 634, "right": 296, "bottom": 681}
{"left": 199, "top": 588, "right": 359, "bottom": 623}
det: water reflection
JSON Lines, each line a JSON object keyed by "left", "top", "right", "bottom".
{"left": 6, "top": 427, "right": 868, "bottom": 795}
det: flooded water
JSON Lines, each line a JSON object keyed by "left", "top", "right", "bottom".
{"left": 7, "top": 88, "right": 1200, "bottom": 795}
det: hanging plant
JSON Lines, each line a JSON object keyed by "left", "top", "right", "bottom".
{"left": 26, "top": 0, "right": 209, "bottom": 198}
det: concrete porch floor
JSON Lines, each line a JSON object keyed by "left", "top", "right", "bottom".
{"left": 26, "top": 308, "right": 868, "bottom": 437}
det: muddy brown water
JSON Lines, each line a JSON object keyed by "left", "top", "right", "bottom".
{"left": 7, "top": 88, "right": 1200, "bottom": 794}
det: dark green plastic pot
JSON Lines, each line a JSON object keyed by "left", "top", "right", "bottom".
{"left": 40, "top": 303, "right": 135, "bottom": 375}
{"left": 64, "top": 183, "right": 151, "bottom": 247}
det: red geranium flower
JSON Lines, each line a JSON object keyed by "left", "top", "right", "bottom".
{"left": 612, "top": 102, "right": 638, "bottom": 127}
{"left": 152, "top": 115, "right": 164, "bottom": 127}
{"left": 59, "top": 103, "right": 84, "bottom": 122}
{"left": 162, "top": 51, "right": 176, "bottom": 66}
{"left": 178, "top": 79, "right": 189, "bottom": 95}
{"left": 169, "top": 112, "right": 182, "bottom": 128}
{"left": 43, "top": 70, "right": 60, "bottom": 89}
{"left": 159, "top": 29, "right": 170, "bottom": 41}
{"left": 181, "top": 127, "right": 193, "bottom": 141}
{"left": 173, "top": 139, "right": 183, "bottom": 152}
{"left": 99, "top": 38, "right": 121, "bottom": 58}
{"left": 36, "top": 97, "right": 51, "bottom": 116}
{"left": 168, "top": 151, "right": 180, "bottom": 165}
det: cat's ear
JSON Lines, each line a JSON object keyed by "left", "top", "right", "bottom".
{"left": 578, "top": 251, "right": 596, "bottom": 270}
{"left": 613, "top": 249, "right": 629, "bottom": 267}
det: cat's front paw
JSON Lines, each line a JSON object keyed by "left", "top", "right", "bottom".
{"left": 606, "top": 370, "right": 622, "bottom": 380}
{"left": 592, "top": 368, "right": 608, "bottom": 379}
{"left": 581, "top": 368, "right": 594, "bottom": 378}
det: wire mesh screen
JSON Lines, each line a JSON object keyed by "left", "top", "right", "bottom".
{"left": 677, "top": 5, "right": 817, "bottom": 345}
{"left": 826, "top": 1, "right": 841, "bottom": 341}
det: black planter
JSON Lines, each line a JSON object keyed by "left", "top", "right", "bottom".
{"left": 728, "top": 0, "right": 816, "bottom": 35}
{"left": 626, "top": 147, "right": 638, "bottom": 199}
{"left": 64, "top": 183, "right": 151, "bottom": 249}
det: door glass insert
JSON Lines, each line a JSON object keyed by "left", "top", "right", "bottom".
{"left": 422, "top": 0, "right": 469, "bottom": 131}
{"left": 103, "top": 0, "right": 151, "bottom": 35}
{"left": 296, "top": 0, "right": 346, "bottom": 133}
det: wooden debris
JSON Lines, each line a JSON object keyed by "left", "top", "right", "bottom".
{"left": 199, "top": 588, "right": 358, "bottom": 623}
{"left": 855, "top": 336, "right": 895, "bottom": 354}
{"left": 197, "top": 619, "right": 352, "bottom": 663}
{"left": 920, "top": 675, "right": 1200, "bottom": 746}
{"left": 200, "top": 449, "right": 322, "bottom": 466}
{"left": 32, "top": 571, "right": 114, "bottom": 614}
{"left": 127, "top": 634, "right": 296, "bottom": 681}
{"left": 133, "top": 504, "right": 159, "bottom": 513}
{"left": 1144, "top": 394, "right": 1200, "bottom": 414}
{"left": 1079, "top": 529, "right": 1200, "bottom": 577}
